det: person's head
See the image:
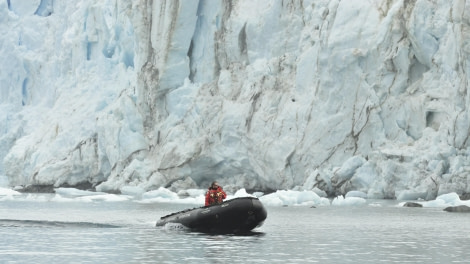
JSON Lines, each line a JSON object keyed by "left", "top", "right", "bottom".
{"left": 211, "top": 181, "right": 219, "bottom": 189}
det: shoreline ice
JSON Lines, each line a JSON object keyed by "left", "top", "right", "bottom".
{"left": 1, "top": 187, "right": 468, "bottom": 208}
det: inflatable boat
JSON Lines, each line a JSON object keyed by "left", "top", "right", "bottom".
{"left": 156, "top": 197, "right": 267, "bottom": 233}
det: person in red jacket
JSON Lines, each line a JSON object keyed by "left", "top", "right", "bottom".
{"left": 205, "top": 181, "right": 227, "bottom": 206}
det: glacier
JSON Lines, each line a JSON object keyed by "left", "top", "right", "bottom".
{"left": 1, "top": 0, "right": 470, "bottom": 200}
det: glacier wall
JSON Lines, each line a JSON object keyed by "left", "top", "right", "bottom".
{"left": 1, "top": 0, "right": 470, "bottom": 199}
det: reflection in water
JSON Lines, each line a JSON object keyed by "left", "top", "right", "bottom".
{"left": 200, "top": 232, "right": 265, "bottom": 263}
{"left": 138, "top": 227, "right": 266, "bottom": 263}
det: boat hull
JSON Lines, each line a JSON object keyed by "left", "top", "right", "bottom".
{"left": 156, "top": 197, "right": 267, "bottom": 233}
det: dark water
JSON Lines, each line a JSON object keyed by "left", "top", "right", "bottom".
{"left": 0, "top": 197, "right": 469, "bottom": 263}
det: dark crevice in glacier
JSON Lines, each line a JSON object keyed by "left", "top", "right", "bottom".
{"left": 34, "top": 0, "right": 53, "bottom": 17}
{"left": 86, "top": 42, "right": 93, "bottom": 61}
{"left": 425, "top": 111, "right": 442, "bottom": 131}
{"left": 187, "top": 39, "right": 195, "bottom": 82}
{"left": 238, "top": 22, "right": 248, "bottom": 64}
{"left": 186, "top": 1, "right": 205, "bottom": 82}
{"left": 214, "top": 0, "right": 233, "bottom": 75}
{"left": 246, "top": 91, "right": 261, "bottom": 132}
{"left": 21, "top": 78, "right": 29, "bottom": 106}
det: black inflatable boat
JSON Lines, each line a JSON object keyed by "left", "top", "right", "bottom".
{"left": 156, "top": 197, "right": 267, "bottom": 233}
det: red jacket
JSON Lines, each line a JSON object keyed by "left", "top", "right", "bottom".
{"left": 205, "top": 187, "right": 227, "bottom": 206}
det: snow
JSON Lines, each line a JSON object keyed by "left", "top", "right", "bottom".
{"left": 1, "top": 0, "right": 470, "bottom": 201}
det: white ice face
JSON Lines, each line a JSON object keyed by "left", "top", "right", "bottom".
{"left": 1, "top": 1, "right": 469, "bottom": 200}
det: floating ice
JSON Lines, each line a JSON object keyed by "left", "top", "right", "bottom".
{"left": 0, "top": 187, "right": 21, "bottom": 196}
{"left": 259, "top": 190, "right": 330, "bottom": 207}
{"left": 345, "top": 191, "right": 368, "bottom": 199}
{"left": 54, "top": 188, "right": 106, "bottom": 197}
{"left": 397, "top": 192, "right": 470, "bottom": 208}
{"left": 332, "top": 195, "right": 367, "bottom": 206}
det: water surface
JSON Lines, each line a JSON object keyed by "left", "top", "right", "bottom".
{"left": 0, "top": 197, "right": 469, "bottom": 263}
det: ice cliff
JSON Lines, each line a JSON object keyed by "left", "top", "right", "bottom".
{"left": 1, "top": 0, "right": 470, "bottom": 200}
